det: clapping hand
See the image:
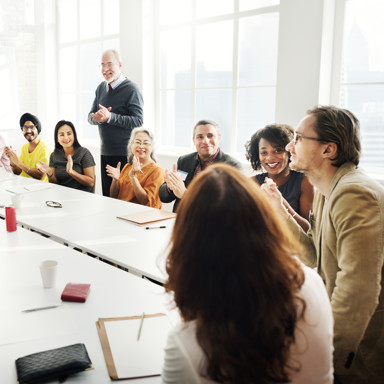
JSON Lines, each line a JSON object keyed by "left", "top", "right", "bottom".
{"left": 66, "top": 155, "right": 73, "bottom": 175}
{"left": 37, "top": 161, "right": 50, "bottom": 174}
{"left": 106, "top": 162, "right": 121, "bottom": 181}
{"left": 165, "top": 164, "right": 186, "bottom": 199}
{"left": 91, "top": 104, "right": 112, "bottom": 123}
{"left": 4, "top": 146, "right": 18, "bottom": 164}
{"left": 130, "top": 156, "right": 143, "bottom": 177}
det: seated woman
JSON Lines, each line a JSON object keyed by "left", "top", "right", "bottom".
{"left": 245, "top": 124, "right": 313, "bottom": 231}
{"left": 106, "top": 128, "right": 164, "bottom": 209}
{"left": 38, "top": 120, "right": 95, "bottom": 192}
{"left": 162, "top": 164, "right": 333, "bottom": 384}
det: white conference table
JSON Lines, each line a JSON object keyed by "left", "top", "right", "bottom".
{"left": 0, "top": 176, "right": 174, "bottom": 283}
{"left": 0, "top": 220, "right": 176, "bottom": 383}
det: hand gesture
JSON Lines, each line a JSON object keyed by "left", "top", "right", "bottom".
{"left": 4, "top": 146, "right": 18, "bottom": 164}
{"left": 260, "top": 177, "right": 284, "bottom": 212}
{"left": 106, "top": 162, "right": 121, "bottom": 181}
{"left": 66, "top": 155, "right": 73, "bottom": 175}
{"left": 165, "top": 164, "right": 186, "bottom": 199}
{"left": 91, "top": 104, "right": 112, "bottom": 123}
{"left": 129, "top": 156, "right": 142, "bottom": 177}
{"left": 37, "top": 161, "right": 50, "bottom": 174}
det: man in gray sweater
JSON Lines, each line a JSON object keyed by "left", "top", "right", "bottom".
{"left": 88, "top": 49, "right": 144, "bottom": 196}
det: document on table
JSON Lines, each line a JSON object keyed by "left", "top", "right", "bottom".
{"left": 96, "top": 313, "right": 171, "bottom": 380}
{"left": 5, "top": 183, "right": 51, "bottom": 194}
{"left": 117, "top": 209, "right": 176, "bottom": 226}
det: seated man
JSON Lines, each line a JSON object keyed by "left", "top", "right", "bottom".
{"left": 5, "top": 113, "right": 50, "bottom": 182}
{"left": 159, "top": 120, "right": 241, "bottom": 212}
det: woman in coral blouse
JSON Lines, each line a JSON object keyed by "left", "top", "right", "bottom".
{"left": 106, "top": 128, "right": 164, "bottom": 209}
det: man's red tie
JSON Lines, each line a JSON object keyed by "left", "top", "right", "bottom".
{"left": 108, "top": 84, "right": 113, "bottom": 93}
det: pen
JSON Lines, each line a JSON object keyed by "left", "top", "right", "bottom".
{"left": 6, "top": 189, "right": 15, "bottom": 194}
{"left": 145, "top": 226, "right": 166, "bottom": 230}
{"left": 22, "top": 305, "right": 60, "bottom": 313}
{"left": 137, "top": 312, "right": 145, "bottom": 341}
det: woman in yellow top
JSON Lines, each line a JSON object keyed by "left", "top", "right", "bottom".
{"left": 106, "top": 128, "right": 164, "bottom": 209}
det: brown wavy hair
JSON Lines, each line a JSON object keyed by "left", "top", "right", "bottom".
{"left": 245, "top": 124, "right": 294, "bottom": 171}
{"left": 164, "top": 164, "right": 305, "bottom": 383}
{"left": 308, "top": 105, "right": 361, "bottom": 166}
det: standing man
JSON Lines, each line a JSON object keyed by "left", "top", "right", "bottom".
{"left": 159, "top": 120, "right": 241, "bottom": 212}
{"left": 88, "top": 49, "right": 144, "bottom": 196}
{"left": 5, "top": 113, "right": 50, "bottom": 182}
{"left": 263, "top": 106, "right": 384, "bottom": 384}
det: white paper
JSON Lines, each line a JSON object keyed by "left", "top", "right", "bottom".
{"left": 104, "top": 315, "right": 171, "bottom": 378}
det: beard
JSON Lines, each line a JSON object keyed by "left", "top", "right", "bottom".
{"left": 24, "top": 134, "right": 34, "bottom": 142}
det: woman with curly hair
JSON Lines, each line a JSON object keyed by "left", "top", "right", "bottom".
{"left": 162, "top": 163, "right": 333, "bottom": 384}
{"left": 245, "top": 124, "right": 313, "bottom": 231}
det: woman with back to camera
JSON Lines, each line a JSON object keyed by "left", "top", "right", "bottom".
{"left": 162, "top": 163, "right": 333, "bottom": 384}
{"left": 106, "top": 127, "right": 164, "bottom": 209}
{"left": 245, "top": 124, "right": 313, "bottom": 231}
{"left": 38, "top": 120, "right": 95, "bottom": 192}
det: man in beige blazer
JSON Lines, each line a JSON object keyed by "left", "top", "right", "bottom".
{"left": 262, "top": 105, "right": 384, "bottom": 384}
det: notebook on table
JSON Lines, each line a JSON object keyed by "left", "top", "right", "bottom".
{"left": 117, "top": 209, "right": 176, "bottom": 226}
{"left": 96, "top": 313, "right": 172, "bottom": 380}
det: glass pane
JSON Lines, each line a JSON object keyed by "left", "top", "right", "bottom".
{"left": 58, "top": 0, "right": 78, "bottom": 43}
{"left": 195, "top": 89, "right": 232, "bottom": 152}
{"left": 237, "top": 87, "right": 276, "bottom": 152}
{"left": 80, "top": 42, "right": 102, "bottom": 92}
{"left": 159, "top": 0, "right": 192, "bottom": 26}
{"left": 196, "top": 0, "right": 233, "bottom": 19}
{"left": 340, "top": 84, "right": 384, "bottom": 167}
{"left": 161, "top": 90, "right": 192, "bottom": 147}
{"left": 79, "top": 0, "right": 101, "bottom": 40}
{"left": 83, "top": 93, "right": 100, "bottom": 140}
{"left": 238, "top": 13, "right": 279, "bottom": 86}
{"left": 240, "top": 0, "right": 279, "bottom": 11}
{"left": 103, "top": 38, "right": 120, "bottom": 52}
{"left": 59, "top": 46, "right": 78, "bottom": 93}
{"left": 196, "top": 21, "right": 233, "bottom": 88}
{"left": 59, "top": 93, "right": 77, "bottom": 125}
{"left": 342, "top": 0, "right": 384, "bottom": 83}
{"left": 103, "top": 0, "right": 119, "bottom": 35}
{"left": 160, "top": 28, "right": 191, "bottom": 89}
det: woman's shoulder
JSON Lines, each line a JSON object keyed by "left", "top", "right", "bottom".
{"left": 255, "top": 172, "right": 267, "bottom": 185}
{"left": 289, "top": 170, "right": 305, "bottom": 182}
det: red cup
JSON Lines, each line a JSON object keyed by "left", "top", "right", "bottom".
{"left": 5, "top": 206, "right": 17, "bottom": 232}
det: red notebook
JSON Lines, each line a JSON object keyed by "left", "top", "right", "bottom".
{"left": 61, "top": 283, "right": 91, "bottom": 303}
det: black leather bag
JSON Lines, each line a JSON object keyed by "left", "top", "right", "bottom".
{"left": 15, "top": 343, "right": 93, "bottom": 384}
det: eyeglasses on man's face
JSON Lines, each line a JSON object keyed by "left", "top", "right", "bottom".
{"left": 293, "top": 131, "right": 323, "bottom": 145}
{"left": 22, "top": 125, "right": 36, "bottom": 132}
{"left": 100, "top": 62, "right": 116, "bottom": 69}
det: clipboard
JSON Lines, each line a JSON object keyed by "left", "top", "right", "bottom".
{"left": 117, "top": 210, "right": 176, "bottom": 226}
{"left": 96, "top": 313, "right": 171, "bottom": 380}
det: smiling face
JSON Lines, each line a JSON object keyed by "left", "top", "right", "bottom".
{"left": 193, "top": 124, "right": 221, "bottom": 161}
{"left": 22, "top": 121, "right": 39, "bottom": 143}
{"left": 258, "top": 138, "right": 290, "bottom": 176}
{"left": 131, "top": 132, "right": 152, "bottom": 162}
{"left": 57, "top": 124, "right": 74, "bottom": 149}
{"left": 101, "top": 51, "right": 122, "bottom": 83}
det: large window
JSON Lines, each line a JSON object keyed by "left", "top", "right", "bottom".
{"left": 0, "top": 0, "right": 36, "bottom": 130}
{"left": 56, "top": 0, "right": 120, "bottom": 142}
{"left": 157, "top": 0, "right": 279, "bottom": 154}
{"left": 336, "top": 0, "right": 384, "bottom": 168}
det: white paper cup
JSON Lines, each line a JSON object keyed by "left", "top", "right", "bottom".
{"left": 11, "top": 193, "right": 24, "bottom": 209}
{"left": 39, "top": 260, "right": 58, "bottom": 288}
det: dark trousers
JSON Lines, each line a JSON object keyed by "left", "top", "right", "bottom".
{"left": 100, "top": 155, "right": 128, "bottom": 197}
